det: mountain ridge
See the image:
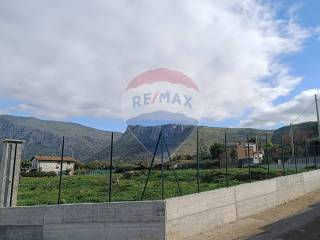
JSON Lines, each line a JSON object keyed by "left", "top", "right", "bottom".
{"left": 1, "top": 115, "right": 318, "bottom": 163}
{"left": 0, "top": 115, "right": 121, "bottom": 161}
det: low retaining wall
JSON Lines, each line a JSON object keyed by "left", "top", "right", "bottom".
{"left": 0, "top": 201, "right": 165, "bottom": 240}
{"left": 1, "top": 170, "right": 320, "bottom": 240}
{"left": 165, "top": 169, "right": 320, "bottom": 240}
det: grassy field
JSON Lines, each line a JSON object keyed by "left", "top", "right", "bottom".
{"left": 17, "top": 167, "right": 304, "bottom": 206}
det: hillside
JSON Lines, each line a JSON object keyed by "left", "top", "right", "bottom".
{"left": 0, "top": 115, "right": 121, "bottom": 161}
{"left": 272, "top": 121, "right": 319, "bottom": 144}
{"left": 90, "top": 124, "right": 274, "bottom": 162}
{"left": 1, "top": 114, "right": 318, "bottom": 163}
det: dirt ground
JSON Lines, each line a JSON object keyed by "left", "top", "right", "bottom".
{"left": 194, "top": 190, "right": 320, "bottom": 240}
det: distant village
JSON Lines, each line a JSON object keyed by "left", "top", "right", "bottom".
{"left": 21, "top": 139, "right": 266, "bottom": 176}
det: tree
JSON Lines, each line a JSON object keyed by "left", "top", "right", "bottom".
{"left": 21, "top": 160, "right": 32, "bottom": 169}
{"left": 199, "top": 146, "right": 210, "bottom": 160}
{"left": 209, "top": 143, "right": 223, "bottom": 160}
{"left": 86, "top": 160, "right": 107, "bottom": 169}
{"left": 74, "top": 160, "right": 85, "bottom": 169}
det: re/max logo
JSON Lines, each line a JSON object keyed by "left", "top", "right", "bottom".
{"left": 132, "top": 92, "right": 192, "bottom": 109}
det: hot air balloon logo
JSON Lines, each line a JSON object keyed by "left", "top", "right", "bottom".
{"left": 122, "top": 68, "right": 201, "bottom": 126}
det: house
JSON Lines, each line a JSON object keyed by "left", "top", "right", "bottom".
{"left": 31, "top": 156, "right": 76, "bottom": 175}
{"left": 233, "top": 142, "right": 264, "bottom": 166}
{"left": 218, "top": 141, "right": 264, "bottom": 167}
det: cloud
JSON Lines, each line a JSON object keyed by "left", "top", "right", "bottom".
{"left": 240, "top": 89, "right": 320, "bottom": 128}
{"left": 0, "top": 0, "right": 313, "bottom": 125}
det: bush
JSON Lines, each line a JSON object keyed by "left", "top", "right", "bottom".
{"left": 114, "top": 165, "right": 135, "bottom": 173}
{"left": 200, "top": 171, "right": 225, "bottom": 183}
{"left": 122, "top": 170, "right": 143, "bottom": 179}
{"left": 21, "top": 171, "right": 57, "bottom": 177}
{"left": 75, "top": 169, "right": 88, "bottom": 175}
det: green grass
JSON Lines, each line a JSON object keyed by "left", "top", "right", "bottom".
{"left": 17, "top": 167, "right": 307, "bottom": 206}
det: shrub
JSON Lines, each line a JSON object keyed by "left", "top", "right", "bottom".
{"left": 114, "top": 165, "right": 135, "bottom": 173}
{"left": 200, "top": 171, "right": 225, "bottom": 183}
{"left": 21, "top": 171, "right": 57, "bottom": 177}
{"left": 122, "top": 170, "right": 142, "bottom": 179}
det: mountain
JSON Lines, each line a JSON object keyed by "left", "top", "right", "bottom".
{"left": 1, "top": 114, "right": 318, "bottom": 164}
{"left": 90, "top": 124, "right": 274, "bottom": 162}
{"left": 271, "top": 121, "right": 319, "bottom": 144}
{"left": 0, "top": 115, "right": 121, "bottom": 161}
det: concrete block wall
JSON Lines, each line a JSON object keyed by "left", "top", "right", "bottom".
{"left": 235, "top": 179, "right": 278, "bottom": 219}
{"left": 276, "top": 173, "right": 305, "bottom": 204}
{"left": 1, "top": 169, "right": 320, "bottom": 240}
{"left": 0, "top": 201, "right": 165, "bottom": 240}
{"left": 165, "top": 169, "right": 320, "bottom": 240}
{"left": 165, "top": 188, "right": 236, "bottom": 240}
{"left": 303, "top": 170, "right": 320, "bottom": 193}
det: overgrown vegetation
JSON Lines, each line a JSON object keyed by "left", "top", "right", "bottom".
{"left": 18, "top": 167, "right": 306, "bottom": 206}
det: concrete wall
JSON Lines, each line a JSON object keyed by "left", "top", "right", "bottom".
{"left": 0, "top": 201, "right": 165, "bottom": 240}
{"left": 0, "top": 140, "right": 24, "bottom": 207}
{"left": 165, "top": 188, "right": 236, "bottom": 240}
{"left": 2, "top": 170, "right": 320, "bottom": 240}
{"left": 235, "top": 179, "right": 278, "bottom": 219}
{"left": 165, "top": 169, "right": 320, "bottom": 240}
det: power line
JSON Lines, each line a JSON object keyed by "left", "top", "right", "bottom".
{"left": 291, "top": 101, "right": 315, "bottom": 124}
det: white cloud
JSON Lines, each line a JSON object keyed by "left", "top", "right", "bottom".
{"left": 0, "top": 0, "right": 313, "bottom": 125}
{"left": 240, "top": 89, "right": 320, "bottom": 128}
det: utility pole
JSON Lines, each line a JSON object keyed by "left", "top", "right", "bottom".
{"left": 315, "top": 94, "right": 320, "bottom": 140}
{"left": 290, "top": 124, "right": 297, "bottom": 173}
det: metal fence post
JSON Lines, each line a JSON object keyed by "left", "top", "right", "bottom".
{"left": 247, "top": 134, "right": 251, "bottom": 182}
{"left": 163, "top": 139, "right": 182, "bottom": 196}
{"left": 281, "top": 136, "right": 285, "bottom": 175}
{"left": 304, "top": 139, "right": 308, "bottom": 171}
{"left": 265, "top": 134, "right": 270, "bottom": 179}
{"left": 161, "top": 137, "right": 164, "bottom": 200}
{"left": 57, "top": 136, "right": 65, "bottom": 204}
{"left": 225, "top": 132, "right": 229, "bottom": 187}
{"left": 294, "top": 144, "right": 298, "bottom": 173}
{"left": 108, "top": 132, "right": 113, "bottom": 202}
{"left": 196, "top": 129, "right": 200, "bottom": 193}
{"left": 141, "top": 130, "right": 162, "bottom": 201}
{"left": 314, "top": 144, "right": 317, "bottom": 168}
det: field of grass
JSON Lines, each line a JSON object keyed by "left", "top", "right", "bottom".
{"left": 17, "top": 167, "right": 306, "bottom": 206}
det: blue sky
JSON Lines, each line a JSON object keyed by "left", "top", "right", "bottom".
{"left": 0, "top": 0, "right": 319, "bottom": 132}
{"left": 277, "top": 0, "right": 320, "bottom": 99}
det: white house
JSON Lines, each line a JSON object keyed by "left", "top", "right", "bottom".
{"left": 31, "top": 156, "right": 76, "bottom": 175}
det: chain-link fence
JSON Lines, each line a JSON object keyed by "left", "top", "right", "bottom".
{"left": 14, "top": 123, "right": 320, "bottom": 206}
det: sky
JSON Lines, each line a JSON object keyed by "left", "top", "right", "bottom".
{"left": 0, "top": 0, "right": 319, "bottom": 132}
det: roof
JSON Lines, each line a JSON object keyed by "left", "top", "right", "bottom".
{"left": 2, "top": 139, "right": 25, "bottom": 144}
{"left": 33, "top": 156, "right": 76, "bottom": 162}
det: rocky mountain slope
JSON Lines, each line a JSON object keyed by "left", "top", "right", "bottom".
{"left": 0, "top": 115, "right": 121, "bottom": 161}
{"left": 91, "top": 124, "right": 274, "bottom": 162}
{"left": 1, "top": 115, "right": 318, "bottom": 163}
